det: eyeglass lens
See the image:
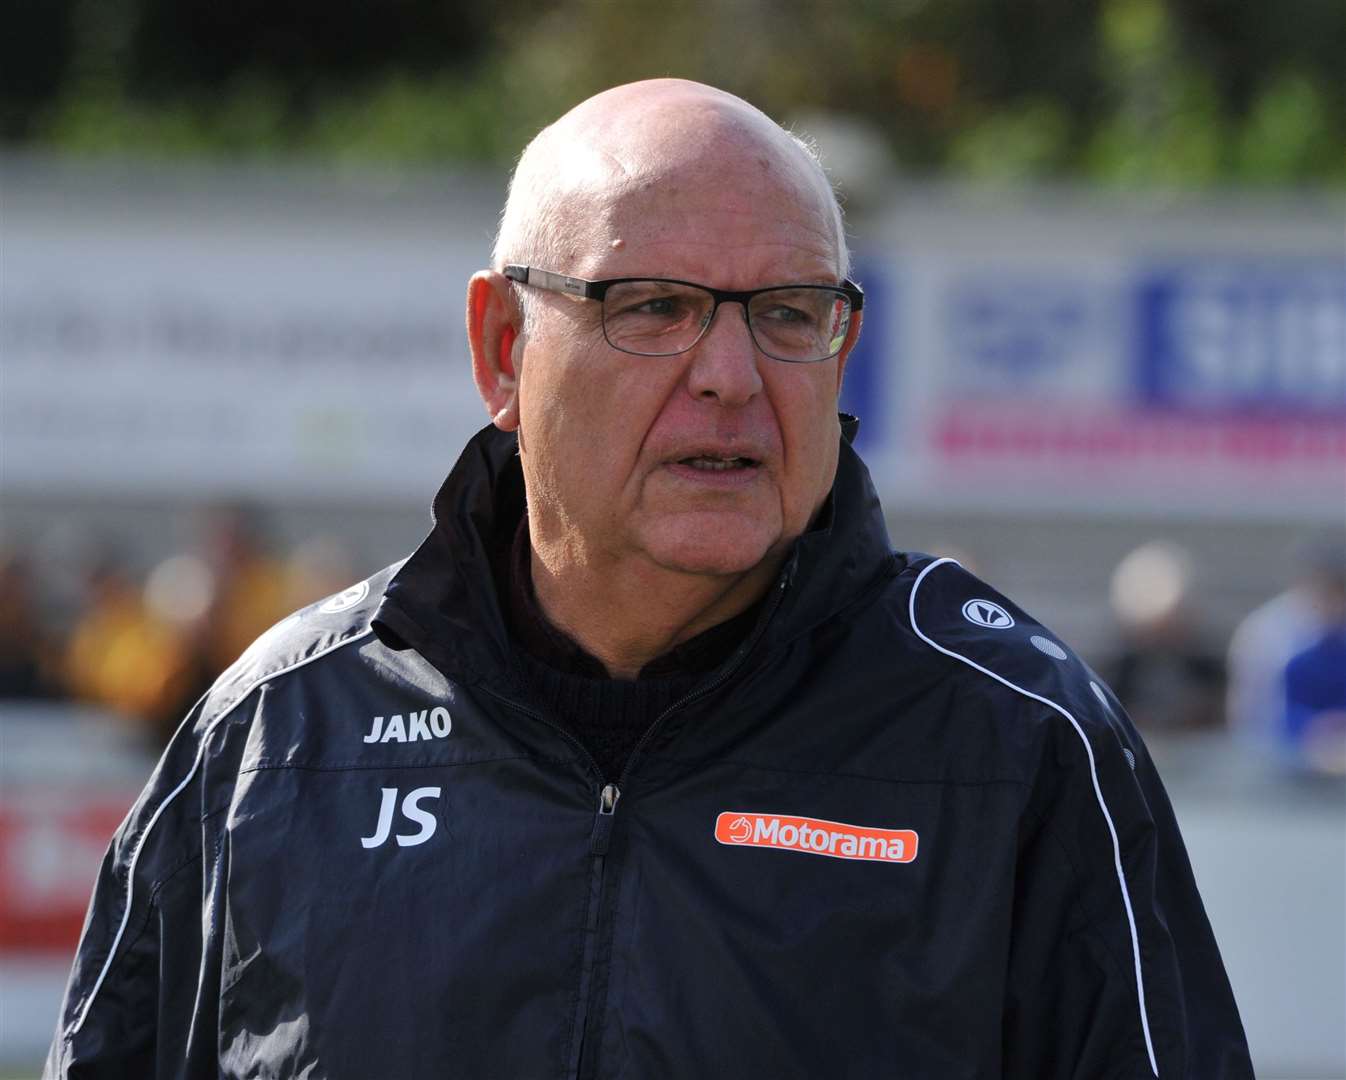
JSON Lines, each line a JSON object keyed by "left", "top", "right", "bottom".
{"left": 601, "top": 281, "right": 852, "bottom": 362}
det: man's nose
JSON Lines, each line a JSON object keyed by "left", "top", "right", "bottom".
{"left": 685, "top": 302, "right": 764, "bottom": 407}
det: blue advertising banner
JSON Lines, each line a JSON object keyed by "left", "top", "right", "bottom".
{"left": 838, "top": 258, "right": 894, "bottom": 450}
{"left": 877, "top": 226, "right": 1345, "bottom": 516}
{"left": 1137, "top": 259, "right": 1346, "bottom": 413}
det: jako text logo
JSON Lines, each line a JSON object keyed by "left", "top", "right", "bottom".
{"left": 363, "top": 707, "right": 451, "bottom": 744}
{"left": 714, "top": 812, "right": 918, "bottom": 864}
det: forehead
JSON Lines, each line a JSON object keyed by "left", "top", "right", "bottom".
{"left": 543, "top": 115, "right": 840, "bottom": 284}
{"left": 591, "top": 170, "right": 837, "bottom": 283}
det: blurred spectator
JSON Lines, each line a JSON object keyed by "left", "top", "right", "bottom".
{"left": 195, "top": 504, "right": 292, "bottom": 677}
{"left": 0, "top": 549, "right": 62, "bottom": 698}
{"left": 48, "top": 515, "right": 359, "bottom": 749}
{"left": 62, "top": 550, "right": 201, "bottom": 745}
{"left": 284, "top": 534, "right": 356, "bottom": 613}
{"left": 1102, "top": 540, "right": 1225, "bottom": 732}
{"left": 1226, "top": 537, "right": 1346, "bottom": 770}
{"left": 1285, "top": 629, "right": 1346, "bottom": 777}
{"left": 1236, "top": 538, "right": 1346, "bottom": 776}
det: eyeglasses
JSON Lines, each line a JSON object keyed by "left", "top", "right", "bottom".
{"left": 503, "top": 265, "right": 864, "bottom": 364}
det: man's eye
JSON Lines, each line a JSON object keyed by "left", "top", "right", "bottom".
{"left": 759, "top": 304, "right": 813, "bottom": 324}
{"left": 610, "top": 294, "right": 696, "bottom": 323}
{"left": 634, "top": 297, "right": 679, "bottom": 317}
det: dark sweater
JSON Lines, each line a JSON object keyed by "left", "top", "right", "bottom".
{"left": 498, "top": 518, "right": 756, "bottom": 782}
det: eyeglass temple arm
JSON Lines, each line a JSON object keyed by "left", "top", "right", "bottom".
{"left": 503, "top": 265, "right": 595, "bottom": 299}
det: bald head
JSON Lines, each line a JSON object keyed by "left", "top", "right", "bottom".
{"left": 466, "top": 79, "right": 864, "bottom": 632}
{"left": 492, "top": 80, "right": 849, "bottom": 296}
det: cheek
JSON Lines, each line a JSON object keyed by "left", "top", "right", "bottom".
{"left": 772, "top": 366, "right": 842, "bottom": 452}
{"left": 517, "top": 332, "right": 673, "bottom": 492}
{"left": 518, "top": 328, "right": 603, "bottom": 434}
{"left": 772, "top": 368, "right": 842, "bottom": 519}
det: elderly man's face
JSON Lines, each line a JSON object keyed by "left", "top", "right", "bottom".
{"left": 515, "top": 156, "right": 853, "bottom": 580}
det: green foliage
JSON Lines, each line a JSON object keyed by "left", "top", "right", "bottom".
{"left": 1235, "top": 72, "right": 1346, "bottom": 184}
{"left": 5, "top": 0, "right": 1343, "bottom": 188}
{"left": 950, "top": 102, "right": 1072, "bottom": 184}
{"left": 47, "top": 79, "right": 291, "bottom": 158}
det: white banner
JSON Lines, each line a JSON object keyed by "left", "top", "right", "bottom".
{"left": 4, "top": 165, "right": 495, "bottom": 500}
{"left": 5, "top": 164, "right": 1343, "bottom": 518}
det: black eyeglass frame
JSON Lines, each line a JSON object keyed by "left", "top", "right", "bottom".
{"left": 502, "top": 264, "right": 864, "bottom": 363}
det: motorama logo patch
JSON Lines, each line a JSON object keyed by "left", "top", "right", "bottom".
{"left": 714, "top": 812, "right": 918, "bottom": 864}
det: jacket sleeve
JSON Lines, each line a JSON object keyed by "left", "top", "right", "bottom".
{"left": 1002, "top": 694, "right": 1254, "bottom": 1079}
{"left": 44, "top": 699, "right": 224, "bottom": 1080}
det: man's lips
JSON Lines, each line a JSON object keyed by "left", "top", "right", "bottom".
{"left": 662, "top": 441, "right": 769, "bottom": 469}
{"left": 661, "top": 450, "right": 765, "bottom": 486}
{"left": 676, "top": 454, "right": 760, "bottom": 472}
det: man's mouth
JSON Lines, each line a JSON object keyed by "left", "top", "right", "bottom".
{"left": 678, "top": 455, "right": 760, "bottom": 472}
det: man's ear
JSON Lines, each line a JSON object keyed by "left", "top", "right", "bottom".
{"left": 466, "top": 270, "right": 521, "bottom": 431}
{"left": 834, "top": 309, "right": 863, "bottom": 394}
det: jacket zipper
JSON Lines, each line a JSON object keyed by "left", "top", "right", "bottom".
{"left": 566, "top": 780, "right": 621, "bottom": 1079}
{"left": 473, "top": 685, "right": 611, "bottom": 1080}
{"left": 570, "top": 563, "right": 794, "bottom": 1080}
{"left": 480, "top": 563, "right": 793, "bottom": 1080}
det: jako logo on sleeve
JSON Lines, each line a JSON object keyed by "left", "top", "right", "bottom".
{"left": 714, "top": 812, "right": 918, "bottom": 864}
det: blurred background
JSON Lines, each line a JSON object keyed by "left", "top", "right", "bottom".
{"left": 2, "top": 0, "right": 1344, "bottom": 1075}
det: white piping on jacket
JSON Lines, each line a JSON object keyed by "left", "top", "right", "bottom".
{"left": 908, "top": 558, "right": 1159, "bottom": 1077}
{"left": 68, "top": 626, "right": 376, "bottom": 1039}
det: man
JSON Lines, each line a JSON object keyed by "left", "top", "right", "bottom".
{"left": 1227, "top": 537, "right": 1346, "bottom": 770}
{"left": 48, "top": 80, "right": 1251, "bottom": 1078}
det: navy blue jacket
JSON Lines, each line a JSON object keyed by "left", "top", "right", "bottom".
{"left": 46, "top": 424, "right": 1252, "bottom": 1078}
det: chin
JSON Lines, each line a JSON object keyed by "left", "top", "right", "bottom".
{"left": 639, "top": 516, "right": 779, "bottom": 577}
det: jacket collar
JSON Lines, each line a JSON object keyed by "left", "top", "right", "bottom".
{"left": 373, "top": 419, "right": 900, "bottom": 690}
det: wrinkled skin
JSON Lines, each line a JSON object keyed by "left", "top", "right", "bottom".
{"left": 467, "top": 80, "right": 861, "bottom": 675}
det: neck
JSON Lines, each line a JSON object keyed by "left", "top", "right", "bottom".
{"left": 528, "top": 540, "right": 781, "bottom": 680}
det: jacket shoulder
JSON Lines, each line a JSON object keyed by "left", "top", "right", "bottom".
{"left": 899, "top": 557, "right": 1255, "bottom": 1077}
{"left": 898, "top": 555, "right": 1133, "bottom": 744}
{"left": 198, "top": 560, "right": 403, "bottom": 724}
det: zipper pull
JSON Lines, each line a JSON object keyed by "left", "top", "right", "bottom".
{"left": 588, "top": 783, "right": 621, "bottom": 855}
